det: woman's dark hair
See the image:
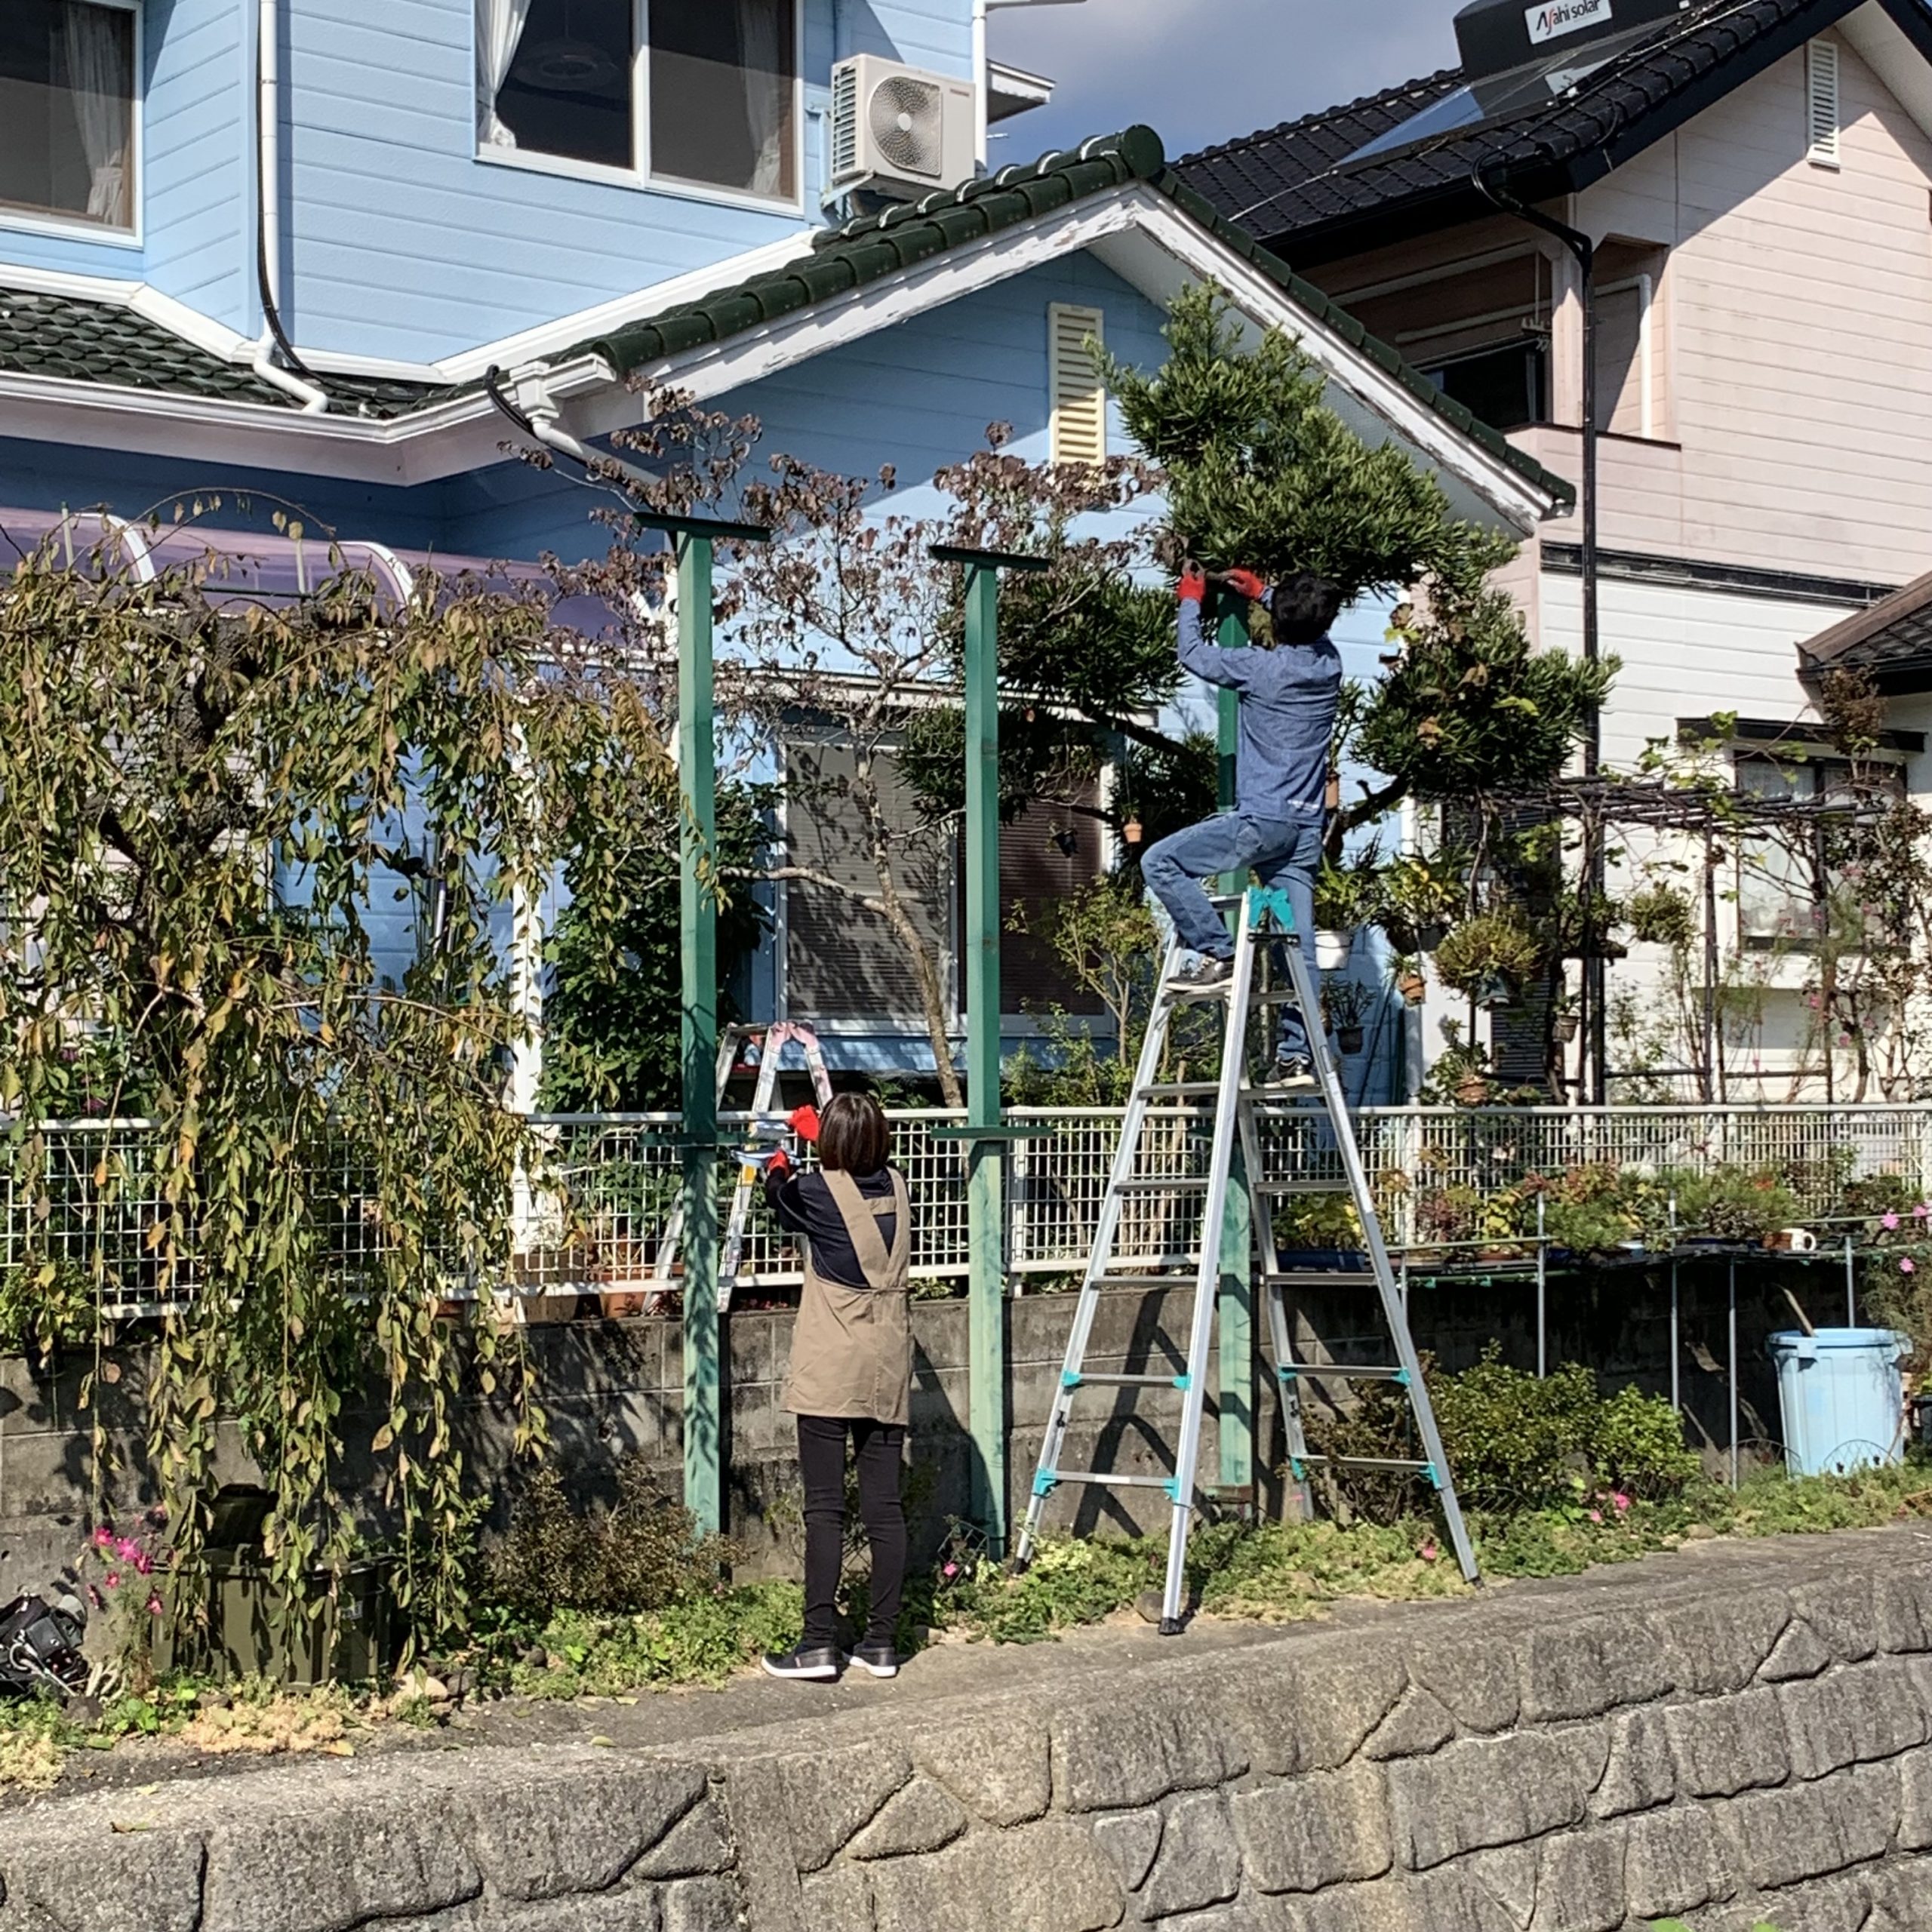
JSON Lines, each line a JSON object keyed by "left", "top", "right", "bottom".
{"left": 1268, "top": 574, "right": 1346, "bottom": 645}
{"left": 818, "top": 1092, "right": 891, "bottom": 1176}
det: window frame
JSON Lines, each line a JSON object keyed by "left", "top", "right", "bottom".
{"left": 1733, "top": 748, "right": 1907, "bottom": 952}
{"left": 0, "top": 0, "right": 143, "bottom": 251}
{"left": 475, "top": 0, "right": 808, "bottom": 217}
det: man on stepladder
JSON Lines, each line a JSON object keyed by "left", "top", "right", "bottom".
{"left": 1141, "top": 564, "right": 1345, "bottom": 1088}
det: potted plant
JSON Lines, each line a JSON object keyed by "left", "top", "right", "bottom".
{"left": 1375, "top": 854, "right": 1462, "bottom": 955}
{"left": 1275, "top": 1193, "right": 1366, "bottom": 1272}
{"left": 1626, "top": 880, "right": 1698, "bottom": 949}
{"left": 1421, "top": 1020, "right": 1498, "bottom": 1108}
{"left": 1389, "top": 953, "right": 1428, "bottom": 1006}
{"left": 1322, "top": 979, "right": 1371, "bottom": 1055}
{"left": 1551, "top": 989, "right": 1580, "bottom": 1044}
{"left": 1434, "top": 912, "right": 1540, "bottom": 1010}
{"left": 1312, "top": 857, "right": 1383, "bottom": 971}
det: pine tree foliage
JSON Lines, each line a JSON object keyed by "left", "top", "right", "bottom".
{"left": 1107, "top": 286, "right": 1615, "bottom": 817}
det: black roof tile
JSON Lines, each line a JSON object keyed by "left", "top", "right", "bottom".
{"left": 1174, "top": 0, "right": 1921, "bottom": 258}
{"left": 565, "top": 127, "right": 1572, "bottom": 512}
{"left": 0, "top": 286, "right": 451, "bottom": 420}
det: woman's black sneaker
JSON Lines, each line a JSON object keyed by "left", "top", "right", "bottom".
{"left": 761, "top": 1644, "right": 842, "bottom": 1682}
{"left": 846, "top": 1641, "right": 900, "bottom": 1679}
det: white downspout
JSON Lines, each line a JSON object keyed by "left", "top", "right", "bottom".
{"left": 1636, "top": 270, "right": 1654, "bottom": 440}
{"left": 255, "top": 0, "right": 328, "bottom": 414}
{"left": 973, "top": 0, "right": 989, "bottom": 168}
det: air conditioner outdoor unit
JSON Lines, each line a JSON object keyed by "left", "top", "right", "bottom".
{"left": 829, "top": 55, "right": 977, "bottom": 200}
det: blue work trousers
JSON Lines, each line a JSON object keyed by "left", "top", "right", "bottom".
{"left": 1142, "top": 811, "right": 1323, "bottom": 1060}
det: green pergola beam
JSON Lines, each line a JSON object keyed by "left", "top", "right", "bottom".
{"left": 934, "top": 541, "right": 1049, "bottom": 1555}
{"left": 673, "top": 515, "right": 770, "bottom": 1540}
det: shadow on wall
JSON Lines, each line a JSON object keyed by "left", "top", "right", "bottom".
{"left": 839, "top": 2, "right": 904, "bottom": 63}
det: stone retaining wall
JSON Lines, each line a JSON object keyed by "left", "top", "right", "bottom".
{"left": 7, "top": 1532, "right": 1932, "bottom": 1932}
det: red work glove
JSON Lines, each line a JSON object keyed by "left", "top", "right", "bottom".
{"left": 1221, "top": 568, "right": 1268, "bottom": 602}
{"left": 787, "top": 1103, "right": 821, "bottom": 1144}
{"left": 1177, "top": 565, "right": 1208, "bottom": 605}
{"left": 764, "top": 1148, "right": 792, "bottom": 1181}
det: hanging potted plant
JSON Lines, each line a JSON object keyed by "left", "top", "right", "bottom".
{"left": 1389, "top": 953, "right": 1428, "bottom": 1007}
{"left": 1312, "top": 857, "right": 1383, "bottom": 972}
{"left": 1322, "top": 979, "right": 1372, "bottom": 1055}
{"left": 1374, "top": 854, "right": 1462, "bottom": 956}
{"left": 1551, "top": 989, "right": 1580, "bottom": 1044}
{"left": 1422, "top": 1020, "right": 1498, "bottom": 1109}
{"left": 1433, "top": 912, "right": 1540, "bottom": 1010}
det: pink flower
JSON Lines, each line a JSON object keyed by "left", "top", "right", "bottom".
{"left": 1915, "top": 1204, "right": 1930, "bottom": 1220}
{"left": 146, "top": 1594, "right": 163, "bottom": 1617}
{"left": 92, "top": 1526, "right": 114, "bottom": 1550}
{"left": 1420, "top": 1540, "right": 1439, "bottom": 1562}
{"left": 1588, "top": 1509, "right": 1603, "bottom": 1524}
{"left": 131, "top": 1551, "right": 152, "bottom": 1576}
{"left": 114, "top": 1537, "right": 139, "bottom": 1563}
{"left": 1884, "top": 1211, "right": 1901, "bottom": 1231}
{"left": 1613, "top": 1493, "right": 1631, "bottom": 1513}
{"left": 103, "top": 1570, "right": 118, "bottom": 1587}
{"left": 941, "top": 1562, "right": 959, "bottom": 1580}
{"left": 1903, "top": 1258, "right": 1917, "bottom": 1275}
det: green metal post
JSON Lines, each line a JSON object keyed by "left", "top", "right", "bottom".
{"left": 1214, "top": 598, "right": 1254, "bottom": 1503}
{"left": 678, "top": 534, "right": 722, "bottom": 1537}
{"left": 962, "top": 561, "right": 1007, "bottom": 1549}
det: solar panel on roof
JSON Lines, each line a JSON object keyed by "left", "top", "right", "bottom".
{"left": 1344, "top": 14, "right": 1678, "bottom": 163}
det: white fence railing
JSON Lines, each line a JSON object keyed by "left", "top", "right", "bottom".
{"left": 7, "top": 1104, "right": 1930, "bottom": 1317}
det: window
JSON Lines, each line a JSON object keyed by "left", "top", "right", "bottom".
{"left": 648, "top": 1, "right": 796, "bottom": 199}
{"left": 476, "top": 0, "right": 798, "bottom": 202}
{"left": 1594, "top": 239, "right": 1667, "bottom": 439}
{"left": 1348, "top": 253, "right": 1552, "bottom": 435}
{"left": 1735, "top": 752, "right": 1903, "bottom": 947}
{"left": 1048, "top": 304, "right": 1106, "bottom": 466}
{"left": 0, "top": 1, "right": 135, "bottom": 232}
{"left": 1807, "top": 37, "right": 1841, "bottom": 168}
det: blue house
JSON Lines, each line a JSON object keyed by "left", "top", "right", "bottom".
{"left": 0, "top": 0, "right": 1567, "bottom": 1087}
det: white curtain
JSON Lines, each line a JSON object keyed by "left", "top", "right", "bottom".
{"left": 475, "top": 0, "right": 534, "bottom": 149}
{"left": 62, "top": 5, "right": 128, "bottom": 226}
{"left": 737, "top": 0, "right": 786, "bottom": 197}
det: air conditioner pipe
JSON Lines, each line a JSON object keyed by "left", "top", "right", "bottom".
{"left": 1474, "top": 163, "right": 1604, "bottom": 1103}
{"left": 254, "top": 0, "right": 328, "bottom": 414}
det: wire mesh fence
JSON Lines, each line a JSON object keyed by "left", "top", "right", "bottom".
{"left": 2, "top": 1103, "right": 1924, "bottom": 1313}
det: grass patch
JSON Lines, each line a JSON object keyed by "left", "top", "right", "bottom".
{"left": 934, "top": 1461, "right": 1932, "bottom": 1643}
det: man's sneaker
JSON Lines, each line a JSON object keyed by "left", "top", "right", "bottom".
{"left": 846, "top": 1641, "right": 900, "bottom": 1679}
{"left": 761, "top": 1644, "right": 842, "bottom": 1682}
{"left": 1267, "top": 1054, "right": 1317, "bottom": 1090}
{"left": 1174, "top": 955, "right": 1232, "bottom": 989}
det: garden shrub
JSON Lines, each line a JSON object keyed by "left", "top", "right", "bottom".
{"left": 1307, "top": 1347, "right": 1697, "bottom": 1519}
{"left": 483, "top": 1456, "right": 731, "bottom": 1622}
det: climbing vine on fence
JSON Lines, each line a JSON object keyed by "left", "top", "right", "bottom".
{"left": 0, "top": 518, "right": 670, "bottom": 1639}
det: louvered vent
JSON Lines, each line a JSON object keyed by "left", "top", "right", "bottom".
{"left": 1049, "top": 304, "right": 1106, "bottom": 467}
{"left": 829, "top": 61, "right": 860, "bottom": 184}
{"left": 1807, "top": 38, "right": 1841, "bottom": 168}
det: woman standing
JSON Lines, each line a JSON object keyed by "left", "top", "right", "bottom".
{"left": 758, "top": 1092, "right": 912, "bottom": 1682}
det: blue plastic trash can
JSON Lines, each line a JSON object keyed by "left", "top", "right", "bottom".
{"left": 1765, "top": 1328, "right": 1910, "bottom": 1475}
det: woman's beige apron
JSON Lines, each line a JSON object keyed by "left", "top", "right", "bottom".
{"left": 780, "top": 1168, "right": 912, "bottom": 1426}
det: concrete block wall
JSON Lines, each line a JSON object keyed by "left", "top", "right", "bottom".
{"left": 0, "top": 1260, "right": 1814, "bottom": 1602}
{"left": 3, "top": 1534, "right": 1930, "bottom": 1931}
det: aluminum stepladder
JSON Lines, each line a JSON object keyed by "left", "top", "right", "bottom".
{"left": 651, "top": 1021, "right": 834, "bottom": 1313}
{"left": 1015, "top": 888, "right": 1479, "bottom": 1631}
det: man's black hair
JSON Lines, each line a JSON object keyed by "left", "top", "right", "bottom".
{"left": 1268, "top": 574, "right": 1345, "bottom": 645}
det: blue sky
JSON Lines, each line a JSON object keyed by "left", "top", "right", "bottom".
{"left": 988, "top": 0, "right": 1461, "bottom": 162}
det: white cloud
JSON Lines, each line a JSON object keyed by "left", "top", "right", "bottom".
{"left": 989, "top": 0, "right": 1459, "bottom": 161}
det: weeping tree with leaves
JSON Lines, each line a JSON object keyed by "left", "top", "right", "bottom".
{"left": 0, "top": 526, "right": 669, "bottom": 1641}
